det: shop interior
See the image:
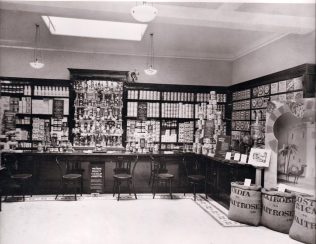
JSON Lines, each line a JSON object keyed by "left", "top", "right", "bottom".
{"left": 0, "top": 1, "right": 315, "bottom": 244}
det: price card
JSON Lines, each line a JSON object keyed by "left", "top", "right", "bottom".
{"left": 225, "top": 152, "right": 232, "bottom": 160}
{"left": 278, "top": 185, "right": 286, "bottom": 192}
{"left": 244, "top": 178, "right": 252, "bottom": 187}
{"left": 233, "top": 153, "right": 241, "bottom": 161}
{"left": 240, "top": 154, "right": 248, "bottom": 163}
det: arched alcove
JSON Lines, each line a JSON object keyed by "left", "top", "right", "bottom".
{"left": 264, "top": 98, "right": 315, "bottom": 195}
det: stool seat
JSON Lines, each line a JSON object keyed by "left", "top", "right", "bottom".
{"left": 11, "top": 174, "right": 32, "bottom": 180}
{"left": 158, "top": 173, "right": 174, "bottom": 179}
{"left": 114, "top": 173, "right": 132, "bottom": 180}
{"left": 188, "top": 174, "right": 205, "bottom": 181}
{"left": 63, "top": 174, "right": 82, "bottom": 180}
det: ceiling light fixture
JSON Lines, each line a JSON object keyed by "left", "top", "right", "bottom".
{"left": 30, "top": 24, "right": 44, "bottom": 69}
{"left": 131, "top": 2, "right": 158, "bottom": 23}
{"left": 144, "top": 33, "right": 157, "bottom": 76}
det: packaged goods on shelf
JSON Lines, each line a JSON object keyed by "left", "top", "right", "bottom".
{"left": 139, "top": 90, "right": 160, "bottom": 100}
{"left": 15, "top": 128, "right": 29, "bottom": 141}
{"left": 73, "top": 80, "right": 124, "bottom": 148}
{"left": 178, "top": 121, "right": 194, "bottom": 143}
{"left": 162, "top": 92, "right": 194, "bottom": 102}
{"left": 193, "top": 90, "right": 225, "bottom": 155}
{"left": 34, "top": 86, "right": 69, "bottom": 97}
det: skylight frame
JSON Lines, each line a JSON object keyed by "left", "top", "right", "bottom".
{"left": 42, "top": 16, "right": 148, "bottom": 41}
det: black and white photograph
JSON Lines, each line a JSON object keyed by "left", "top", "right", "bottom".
{"left": 0, "top": 0, "right": 315, "bottom": 244}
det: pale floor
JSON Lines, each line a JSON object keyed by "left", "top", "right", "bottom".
{"left": 0, "top": 194, "right": 301, "bottom": 244}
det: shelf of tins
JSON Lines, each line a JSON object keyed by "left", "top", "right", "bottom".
{"left": 124, "top": 82, "right": 228, "bottom": 152}
{"left": 230, "top": 64, "right": 315, "bottom": 146}
{"left": 72, "top": 79, "right": 124, "bottom": 150}
{"left": 0, "top": 77, "right": 70, "bottom": 150}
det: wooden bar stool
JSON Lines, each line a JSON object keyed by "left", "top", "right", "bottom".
{"left": 3, "top": 155, "right": 33, "bottom": 201}
{"left": 152, "top": 157, "right": 174, "bottom": 199}
{"left": 182, "top": 156, "right": 206, "bottom": 201}
{"left": 112, "top": 156, "right": 138, "bottom": 201}
{"left": 55, "top": 157, "right": 82, "bottom": 201}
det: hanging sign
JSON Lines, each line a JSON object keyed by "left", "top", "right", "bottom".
{"left": 53, "top": 99, "right": 64, "bottom": 119}
{"left": 137, "top": 102, "right": 147, "bottom": 121}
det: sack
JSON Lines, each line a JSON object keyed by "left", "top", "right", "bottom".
{"left": 228, "top": 182, "right": 262, "bottom": 226}
{"left": 289, "top": 194, "right": 316, "bottom": 244}
{"left": 261, "top": 188, "right": 295, "bottom": 233}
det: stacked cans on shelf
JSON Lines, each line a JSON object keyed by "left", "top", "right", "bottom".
{"left": 193, "top": 91, "right": 225, "bottom": 155}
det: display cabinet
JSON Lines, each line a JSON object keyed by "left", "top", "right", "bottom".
{"left": 69, "top": 69, "right": 128, "bottom": 151}
{"left": 0, "top": 77, "right": 70, "bottom": 150}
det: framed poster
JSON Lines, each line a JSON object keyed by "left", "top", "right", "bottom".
{"left": 248, "top": 148, "right": 271, "bottom": 168}
{"left": 53, "top": 99, "right": 64, "bottom": 119}
{"left": 137, "top": 102, "right": 147, "bottom": 121}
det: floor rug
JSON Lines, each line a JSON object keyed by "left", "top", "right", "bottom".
{"left": 194, "top": 195, "right": 248, "bottom": 227}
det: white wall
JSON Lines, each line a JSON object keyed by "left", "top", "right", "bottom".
{"left": 0, "top": 47, "right": 232, "bottom": 86}
{"left": 1, "top": 32, "right": 314, "bottom": 86}
{"left": 232, "top": 31, "right": 315, "bottom": 84}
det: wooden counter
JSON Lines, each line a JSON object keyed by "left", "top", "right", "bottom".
{"left": 1, "top": 151, "right": 256, "bottom": 207}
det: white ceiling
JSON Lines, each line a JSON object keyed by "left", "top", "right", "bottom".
{"left": 0, "top": 1, "right": 315, "bottom": 61}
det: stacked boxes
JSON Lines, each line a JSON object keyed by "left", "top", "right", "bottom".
{"left": 32, "top": 118, "right": 50, "bottom": 141}
{"left": 193, "top": 91, "right": 225, "bottom": 155}
{"left": 127, "top": 102, "right": 138, "bottom": 117}
{"left": 178, "top": 121, "right": 194, "bottom": 143}
{"left": 127, "top": 102, "right": 160, "bottom": 118}
{"left": 126, "top": 120, "right": 160, "bottom": 152}
{"left": 147, "top": 103, "right": 159, "bottom": 118}
{"left": 15, "top": 128, "right": 29, "bottom": 141}
{"left": 161, "top": 103, "right": 193, "bottom": 118}
{"left": 196, "top": 93, "right": 226, "bottom": 103}
{"left": 162, "top": 92, "right": 194, "bottom": 102}
{"left": 126, "top": 120, "right": 160, "bottom": 143}
{"left": 139, "top": 90, "right": 160, "bottom": 100}
{"left": 18, "top": 97, "right": 32, "bottom": 114}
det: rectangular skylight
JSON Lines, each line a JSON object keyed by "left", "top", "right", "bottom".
{"left": 42, "top": 16, "right": 147, "bottom": 41}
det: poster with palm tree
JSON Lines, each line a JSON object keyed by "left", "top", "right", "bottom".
{"left": 278, "top": 144, "right": 298, "bottom": 175}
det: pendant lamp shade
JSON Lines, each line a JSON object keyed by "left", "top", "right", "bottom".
{"left": 131, "top": 2, "right": 158, "bottom": 23}
{"left": 30, "top": 24, "right": 44, "bottom": 69}
{"left": 144, "top": 33, "right": 157, "bottom": 76}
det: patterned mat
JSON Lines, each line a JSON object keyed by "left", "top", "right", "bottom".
{"left": 2, "top": 194, "right": 247, "bottom": 227}
{"left": 194, "top": 195, "right": 248, "bottom": 227}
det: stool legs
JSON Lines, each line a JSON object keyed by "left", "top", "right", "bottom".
{"left": 118, "top": 182, "right": 121, "bottom": 201}
{"left": 169, "top": 179, "right": 173, "bottom": 199}
{"left": 113, "top": 179, "right": 137, "bottom": 201}
{"left": 132, "top": 181, "right": 137, "bottom": 199}
{"left": 112, "top": 180, "right": 117, "bottom": 197}
{"left": 153, "top": 179, "right": 173, "bottom": 199}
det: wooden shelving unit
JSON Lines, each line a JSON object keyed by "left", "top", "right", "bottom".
{"left": 0, "top": 77, "right": 71, "bottom": 150}
{"left": 230, "top": 63, "right": 316, "bottom": 146}
{"left": 124, "top": 82, "right": 229, "bottom": 152}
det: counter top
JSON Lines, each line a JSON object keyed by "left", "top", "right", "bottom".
{"left": 1, "top": 150, "right": 255, "bottom": 168}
